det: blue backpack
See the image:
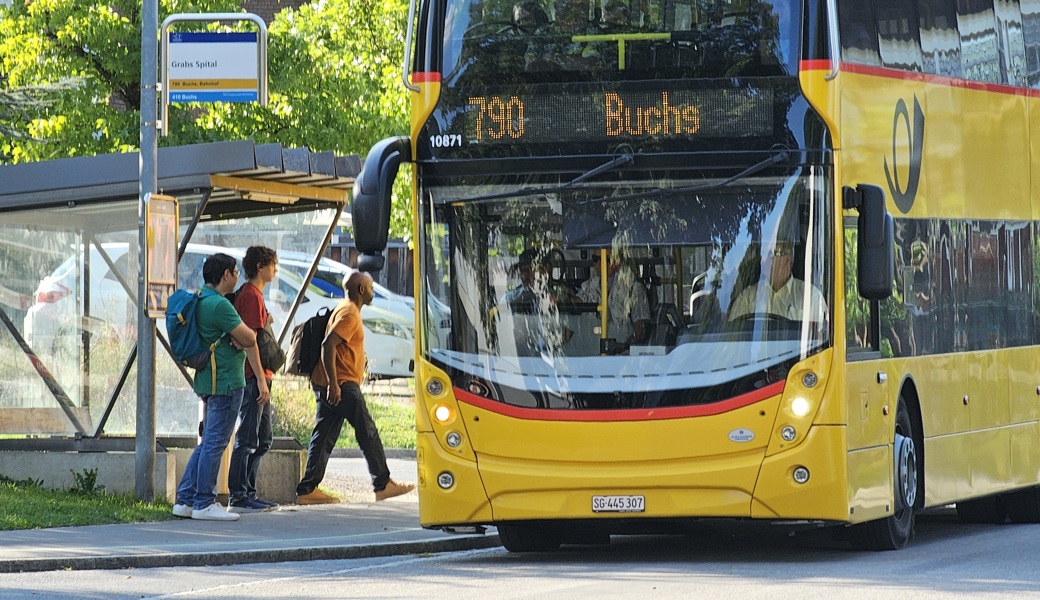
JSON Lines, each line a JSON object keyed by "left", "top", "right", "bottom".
{"left": 165, "top": 289, "right": 224, "bottom": 371}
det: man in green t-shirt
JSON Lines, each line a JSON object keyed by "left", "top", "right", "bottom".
{"left": 172, "top": 253, "right": 258, "bottom": 521}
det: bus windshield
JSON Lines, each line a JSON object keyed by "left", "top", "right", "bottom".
{"left": 442, "top": 0, "right": 800, "bottom": 83}
{"left": 422, "top": 164, "right": 832, "bottom": 410}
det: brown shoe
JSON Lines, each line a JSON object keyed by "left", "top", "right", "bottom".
{"left": 296, "top": 488, "right": 340, "bottom": 505}
{"left": 375, "top": 479, "right": 416, "bottom": 501}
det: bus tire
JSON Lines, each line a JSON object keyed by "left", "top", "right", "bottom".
{"left": 1003, "top": 487, "right": 1040, "bottom": 523}
{"left": 955, "top": 495, "right": 1007, "bottom": 524}
{"left": 497, "top": 524, "right": 562, "bottom": 552}
{"left": 849, "top": 399, "right": 918, "bottom": 550}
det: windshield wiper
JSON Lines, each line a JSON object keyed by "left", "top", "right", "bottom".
{"left": 449, "top": 154, "right": 634, "bottom": 204}
{"left": 580, "top": 150, "right": 790, "bottom": 205}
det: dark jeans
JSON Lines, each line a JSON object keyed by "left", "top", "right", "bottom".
{"left": 296, "top": 381, "right": 391, "bottom": 495}
{"left": 228, "top": 376, "right": 274, "bottom": 502}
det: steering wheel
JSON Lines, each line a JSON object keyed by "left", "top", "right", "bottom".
{"left": 728, "top": 312, "right": 797, "bottom": 330}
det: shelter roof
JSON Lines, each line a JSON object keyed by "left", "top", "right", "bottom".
{"left": 0, "top": 140, "right": 360, "bottom": 231}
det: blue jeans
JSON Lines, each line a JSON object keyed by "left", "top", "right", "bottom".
{"left": 176, "top": 388, "right": 245, "bottom": 510}
{"left": 228, "top": 376, "right": 273, "bottom": 502}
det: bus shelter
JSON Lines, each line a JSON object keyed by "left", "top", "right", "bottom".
{"left": 0, "top": 141, "right": 359, "bottom": 463}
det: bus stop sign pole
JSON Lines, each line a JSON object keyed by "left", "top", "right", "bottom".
{"left": 137, "top": 0, "right": 159, "bottom": 501}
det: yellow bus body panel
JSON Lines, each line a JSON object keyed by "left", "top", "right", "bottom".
{"left": 416, "top": 434, "right": 494, "bottom": 526}
{"left": 801, "top": 62, "right": 1040, "bottom": 514}
{"left": 752, "top": 424, "right": 850, "bottom": 521}
{"left": 460, "top": 397, "right": 779, "bottom": 522}
{"left": 416, "top": 353, "right": 861, "bottom": 527}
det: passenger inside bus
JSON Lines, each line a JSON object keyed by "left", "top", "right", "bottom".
{"left": 501, "top": 247, "right": 550, "bottom": 307}
{"left": 512, "top": 1, "right": 549, "bottom": 34}
{"left": 524, "top": 0, "right": 605, "bottom": 71}
{"left": 576, "top": 250, "right": 650, "bottom": 353}
{"left": 726, "top": 241, "right": 827, "bottom": 322}
{"left": 499, "top": 248, "right": 573, "bottom": 355}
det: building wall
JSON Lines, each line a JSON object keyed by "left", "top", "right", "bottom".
{"left": 241, "top": 0, "right": 308, "bottom": 24}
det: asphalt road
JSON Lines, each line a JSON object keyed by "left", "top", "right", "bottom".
{"left": 3, "top": 510, "right": 1040, "bottom": 599}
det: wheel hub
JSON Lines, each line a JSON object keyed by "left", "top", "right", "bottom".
{"left": 895, "top": 432, "right": 917, "bottom": 511}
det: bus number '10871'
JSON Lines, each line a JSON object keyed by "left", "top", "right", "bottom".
{"left": 430, "top": 134, "right": 463, "bottom": 148}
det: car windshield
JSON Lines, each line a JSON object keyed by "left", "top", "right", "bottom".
{"left": 422, "top": 165, "right": 832, "bottom": 409}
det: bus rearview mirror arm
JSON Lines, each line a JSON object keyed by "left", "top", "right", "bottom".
{"left": 843, "top": 184, "right": 894, "bottom": 301}
{"left": 352, "top": 136, "right": 411, "bottom": 273}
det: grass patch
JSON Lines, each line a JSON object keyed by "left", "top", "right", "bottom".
{"left": 0, "top": 378, "right": 417, "bottom": 532}
{"left": 0, "top": 479, "right": 174, "bottom": 531}
{"left": 272, "top": 376, "right": 416, "bottom": 450}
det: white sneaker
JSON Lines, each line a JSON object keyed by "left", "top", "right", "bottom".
{"left": 172, "top": 503, "right": 193, "bottom": 518}
{"left": 191, "top": 503, "right": 241, "bottom": 521}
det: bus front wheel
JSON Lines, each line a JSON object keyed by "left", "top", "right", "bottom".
{"left": 497, "top": 524, "right": 562, "bottom": 553}
{"left": 849, "top": 399, "right": 919, "bottom": 551}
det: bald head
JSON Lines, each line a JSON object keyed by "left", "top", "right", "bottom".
{"left": 345, "top": 271, "right": 374, "bottom": 305}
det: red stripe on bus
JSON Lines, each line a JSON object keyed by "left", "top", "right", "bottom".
{"left": 799, "top": 59, "right": 833, "bottom": 71}
{"left": 411, "top": 72, "right": 441, "bottom": 83}
{"left": 798, "top": 60, "right": 1040, "bottom": 98}
{"left": 451, "top": 381, "right": 785, "bottom": 422}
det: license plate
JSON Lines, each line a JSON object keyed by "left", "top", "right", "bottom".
{"left": 592, "top": 495, "right": 645, "bottom": 513}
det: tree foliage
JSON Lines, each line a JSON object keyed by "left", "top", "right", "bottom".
{"left": 0, "top": 0, "right": 412, "bottom": 237}
{"left": 0, "top": 0, "right": 242, "bottom": 162}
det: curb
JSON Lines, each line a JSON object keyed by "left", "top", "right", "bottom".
{"left": 0, "top": 533, "right": 501, "bottom": 574}
{"left": 332, "top": 447, "right": 416, "bottom": 459}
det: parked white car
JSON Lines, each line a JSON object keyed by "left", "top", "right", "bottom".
{"left": 286, "top": 253, "right": 450, "bottom": 348}
{"left": 275, "top": 251, "right": 416, "bottom": 326}
{"left": 22, "top": 243, "right": 415, "bottom": 379}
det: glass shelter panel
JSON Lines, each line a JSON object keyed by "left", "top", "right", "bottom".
{"left": 0, "top": 199, "right": 341, "bottom": 437}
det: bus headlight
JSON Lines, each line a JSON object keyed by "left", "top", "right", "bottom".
{"left": 789, "top": 397, "right": 812, "bottom": 418}
{"left": 437, "top": 471, "right": 455, "bottom": 489}
{"left": 432, "top": 403, "right": 455, "bottom": 424}
{"left": 780, "top": 425, "right": 797, "bottom": 442}
{"left": 446, "top": 431, "right": 462, "bottom": 448}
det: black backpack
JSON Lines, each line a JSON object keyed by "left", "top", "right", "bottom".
{"left": 284, "top": 308, "right": 333, "bottom": 377}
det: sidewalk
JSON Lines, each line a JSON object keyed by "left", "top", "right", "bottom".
{"left": 0, "top": 456, "right": 500, "bottom": 573}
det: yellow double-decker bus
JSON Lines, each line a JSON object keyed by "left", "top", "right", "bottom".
{"left": 353, "top": 0, "right": 1040, "bottom": 551}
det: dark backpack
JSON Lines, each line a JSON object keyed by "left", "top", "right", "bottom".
{"left": 285, "top": 307, "right": 333, "bottom": 377}
{"left": 165, "top": 289, "right": 223, "bottom": 370}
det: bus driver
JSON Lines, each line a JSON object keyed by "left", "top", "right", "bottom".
{"left": 727, "top": 241, "right": 827, "bottom": 322}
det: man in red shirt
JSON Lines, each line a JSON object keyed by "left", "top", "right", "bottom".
{"left": 296, "top": 271, "right": 415, "bottom": 504}
{"left": 228, "top": 246, "right": 276, "bottom": 512}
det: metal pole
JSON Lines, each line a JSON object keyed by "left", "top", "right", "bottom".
{"left": 137, "top": 0, "right": 159, "bottom": 501}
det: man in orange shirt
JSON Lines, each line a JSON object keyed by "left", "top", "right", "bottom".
{"left": 296, "top": 271, "right": 415, "bottom": 504}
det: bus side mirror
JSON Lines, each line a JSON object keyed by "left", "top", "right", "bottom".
{"left": 352, "top": 136, "right": 411, "bottom": 273}
{"left": 844, "top": 184, "right": 894, "bottom": 301}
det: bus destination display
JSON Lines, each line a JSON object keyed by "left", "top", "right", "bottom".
{"left": 452, "top": 87, "right": 774, "bottom": 146}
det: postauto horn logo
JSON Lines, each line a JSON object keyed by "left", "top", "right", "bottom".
{"left": 884, "top": 95, "right": 924, "bottom": 214}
